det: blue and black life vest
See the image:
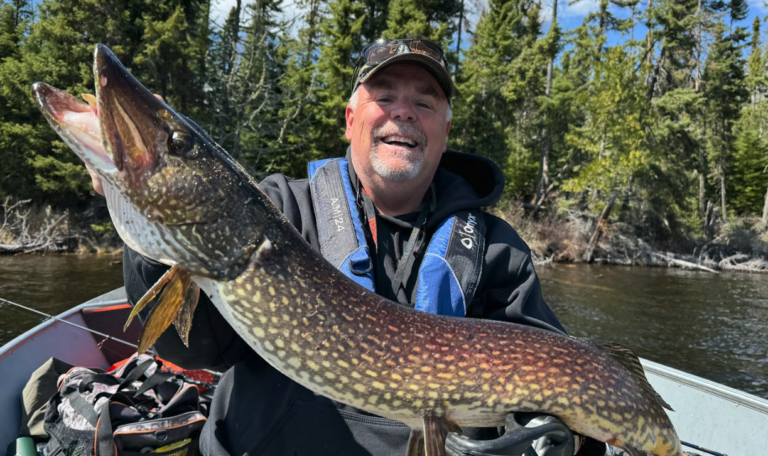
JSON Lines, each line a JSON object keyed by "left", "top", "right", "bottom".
{"left": 308, "top": 158, "right": 486, "bottom": 317}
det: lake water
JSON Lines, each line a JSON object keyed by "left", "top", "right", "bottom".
{"left": 537, "top": 264, "right": 768, "bottom": 399}
{"left": 0, "top": 255, "right": 124, "bottom": 345}
{"left": 0, "top": 255, "right": 766, "bottom": 399}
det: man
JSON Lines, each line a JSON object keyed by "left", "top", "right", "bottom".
{"left": 105, "top": 39, "right": 597, "bottom": 455}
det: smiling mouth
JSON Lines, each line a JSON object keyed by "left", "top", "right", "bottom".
{"left": 380, "top": 135, "right": 418, "bottom": 148}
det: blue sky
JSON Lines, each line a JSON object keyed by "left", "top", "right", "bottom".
{"left": 546, "top": 0, "right": 768, "bottom": 49}
{"left": 209, "top": 0, "right": 768, "bottom": 52}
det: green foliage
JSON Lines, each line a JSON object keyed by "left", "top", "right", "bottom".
{"left": 730, "top": 107, "right": 768, "bottom": 214}
{"left": 90, "top": 220, "right": 115, "bottom": 235}
{"left": 381, "top": 0, "right": 460, "bottom": 47}
{"left": 1, "top": 0, "right": 767, "bottom": 247}
{"left": 308, "top": 0, "right": 364, "bottom": 166}
{"left": 451, "top": 0, "right": 546, "bottom": 197}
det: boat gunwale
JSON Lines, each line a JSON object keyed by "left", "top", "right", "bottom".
{"left": 0, "top": 289, "right": 128, "bottom": 361}
{"left": 642, "top": 358, "right": 768, "bottom": 415}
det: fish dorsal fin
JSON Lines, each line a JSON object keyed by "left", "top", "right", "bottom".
{"left": 586, "top": 339, "right": 674, "bottom": 411}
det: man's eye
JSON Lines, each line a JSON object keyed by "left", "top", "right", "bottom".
{"left": 378, "top": 98, "right": 391, "bottom": 102}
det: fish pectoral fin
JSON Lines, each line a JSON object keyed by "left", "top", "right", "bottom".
{"left": 124, "top": 264, "right": 180, "bottom": 331}
{"left": 587, "top": 338, "right": 674, "bottom": 411}
{"left": 136, "top": 266, "right": 195, "bottom": 354}
{"left": 172, "top": 281, "right": 200, "bottom": 347}
{"left": 422, "top": 410, "right": 464, "bottom": 456}
{"left": 406, "top": 429, "right": 424, "bottom": 456}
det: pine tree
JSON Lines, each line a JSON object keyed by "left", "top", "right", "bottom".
{"left": 133, "top": 0, "right": 211, "bottom": 118}
{"left": 206, "top": 1, "right": 244, "bottom": 152}
{"left": 310, "top": 0, "right": 364, "bottom": 164}
{"left": 268, "top": 0, "right": 325, "bottom": 177}
{"left": 730, "top": 16, "right": 768, "bottom": 216}
{"left": 0, "top": 0, "right": 211, "bottom": 203}
{"left": 381, "top": 0, "right": 461, "bottom": 47}
{"left": 730, "top": 115, "right": 768, "bottom": 214}
{"left": 0, "top": 0, "right": 31, "bottom": 60}
{"left": 230, "top": 0, "right": 288, "bottom": 171}
{"left": 0, "top": 0, "right": 35, "bottom": 198}
{"left": 360, "top": 0, "right": 388, "bottom": 41}
{"left": 0, "top": 0, "right": 104, "bottom": 202}
{"left": 452, "top": 0, "right": 546, "bottom": 197}
{"left": 703, "top": 22, "right": 749, "bottom": 218}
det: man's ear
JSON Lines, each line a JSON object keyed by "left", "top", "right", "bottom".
{"left": 345, "top": 104, "right": 354, "bottom": 141}
{"left": 445, "top": 120, "right": 451, "bottom": 136}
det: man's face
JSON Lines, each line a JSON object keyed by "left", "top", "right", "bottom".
{"left": 345, "top": 64, "right": 451, "bottom": 185}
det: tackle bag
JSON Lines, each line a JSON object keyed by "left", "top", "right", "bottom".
{"left": 43, "top": 354, "right": 206, "bottom": 456}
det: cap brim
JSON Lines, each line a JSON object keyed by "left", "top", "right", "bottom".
{"left": 356, "top": 53, "right": 455, "bottom": 99}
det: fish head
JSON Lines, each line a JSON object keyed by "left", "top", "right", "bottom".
{"left": 32, "top": 44, "right": 264, "bottom": 279}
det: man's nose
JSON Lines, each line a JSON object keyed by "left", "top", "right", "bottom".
{"left": 390, "top": 100, "right": 416, "bottom": 121}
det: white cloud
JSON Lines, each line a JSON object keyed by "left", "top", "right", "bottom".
{"left": 539, "top": 0, "right": 562, "bottom": 23}
{"left": 565, "top": 0, "right": 600, "bottom": 17}
{"left": 209, "top": 0, "right": 306, "bottom": 32}
{"left": 210, "top": 0, "right": 238, "bottom": 27}
{"left": 747, "top": 0, "right": 768, "bottom": 14}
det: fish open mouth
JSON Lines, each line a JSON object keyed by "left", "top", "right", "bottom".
{"left": 31, "top": 82, "right": 116, "bottom": 176}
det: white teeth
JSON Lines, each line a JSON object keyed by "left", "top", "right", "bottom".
{"left": 382, "top": 135, "right": 416, "bottom": 146}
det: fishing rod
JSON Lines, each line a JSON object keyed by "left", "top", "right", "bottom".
{"left": 681, "top": 440, "right": 729, "bottom": 456}
{"left": 0, "top": 296, "right": 221, "bottom": 381}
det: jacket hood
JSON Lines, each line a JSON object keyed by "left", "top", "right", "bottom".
{"left": 430, "top": 149, "right": 504, "bottom": 226}
{"left": 345, "top": 148, "right": 505, "bottom": 229}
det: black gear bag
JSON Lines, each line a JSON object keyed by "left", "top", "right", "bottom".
{"left": 43, "top": 355, "right": 206, "bottom": 456}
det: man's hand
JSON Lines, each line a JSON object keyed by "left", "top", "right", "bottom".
{"left": 445, "top": 413, "right": 604, "bottom": 456}
{"left": 87, "top": 165, "right": 104, "bottom": 195}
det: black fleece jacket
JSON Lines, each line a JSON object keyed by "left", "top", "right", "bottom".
{"left": 122, "top": 149, "right": 565, "bottom": 456}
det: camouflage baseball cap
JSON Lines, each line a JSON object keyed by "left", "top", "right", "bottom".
{"left": 352, "top": 39, "right": 454, "bottom": 100}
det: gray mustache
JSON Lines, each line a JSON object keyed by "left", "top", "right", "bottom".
{"left": 373, "top": 122, "right": 427, "bottom": 147}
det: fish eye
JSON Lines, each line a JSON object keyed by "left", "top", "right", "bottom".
{"left": 169, "top": 131, "right": 193, "bottom": 155}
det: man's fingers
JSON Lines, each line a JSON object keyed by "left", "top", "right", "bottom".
{"left": 86, "top": 165, "right": 104, "bottom": 196}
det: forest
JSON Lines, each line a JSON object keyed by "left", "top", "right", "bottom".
{"left": 1, "top": 0, "right": 767, "bottom": 269}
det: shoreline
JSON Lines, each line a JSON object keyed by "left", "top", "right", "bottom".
{"left": 2, "top": 201, "right": 766, "bottom": 273}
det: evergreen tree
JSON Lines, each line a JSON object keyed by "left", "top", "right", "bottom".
{"left": 0, "top": 0, "right": 35, "bottom": 198}
{"left": 452, "top": 0, "right": 546, "bottom": 197}
{"left": 730, "top": 16, "right": 768, "bottom": 215}
{"left": 730, "top": 115, "right": 768, "bottom": 214}
{"left": 381, "top": 0, "right": 461, "bottom": 48}
{"left": 703, "top": 23, "right": 749, "bottom": 217}
{"left": 0, "top": 0, "right": 211, "bottom": 203}
{"left": 133, "top": 0, "right": 211, "bottom": 118}
{"left": 360, "top": 0, "right": 388, "bottom": 41}
{"left": 206, "top": 1, "right": 244, "bottom": 152}
{"left": 268, "top": 0, "right": 325, "bottom": 177}
{"left": 0, "top": 0, "right": 31, "bottom": 60}
{"left": 0, "top": 0, "right": 103, "bottom": 202}
{"left": 229, "top": 0, "right": 287, "bottom": 172}
{"left": 310, "top": 0, "right": 364, "bottom": 164}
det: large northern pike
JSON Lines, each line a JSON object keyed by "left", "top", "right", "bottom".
{"left": 31, "top": 44, "right": 682, "bottom": 456}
